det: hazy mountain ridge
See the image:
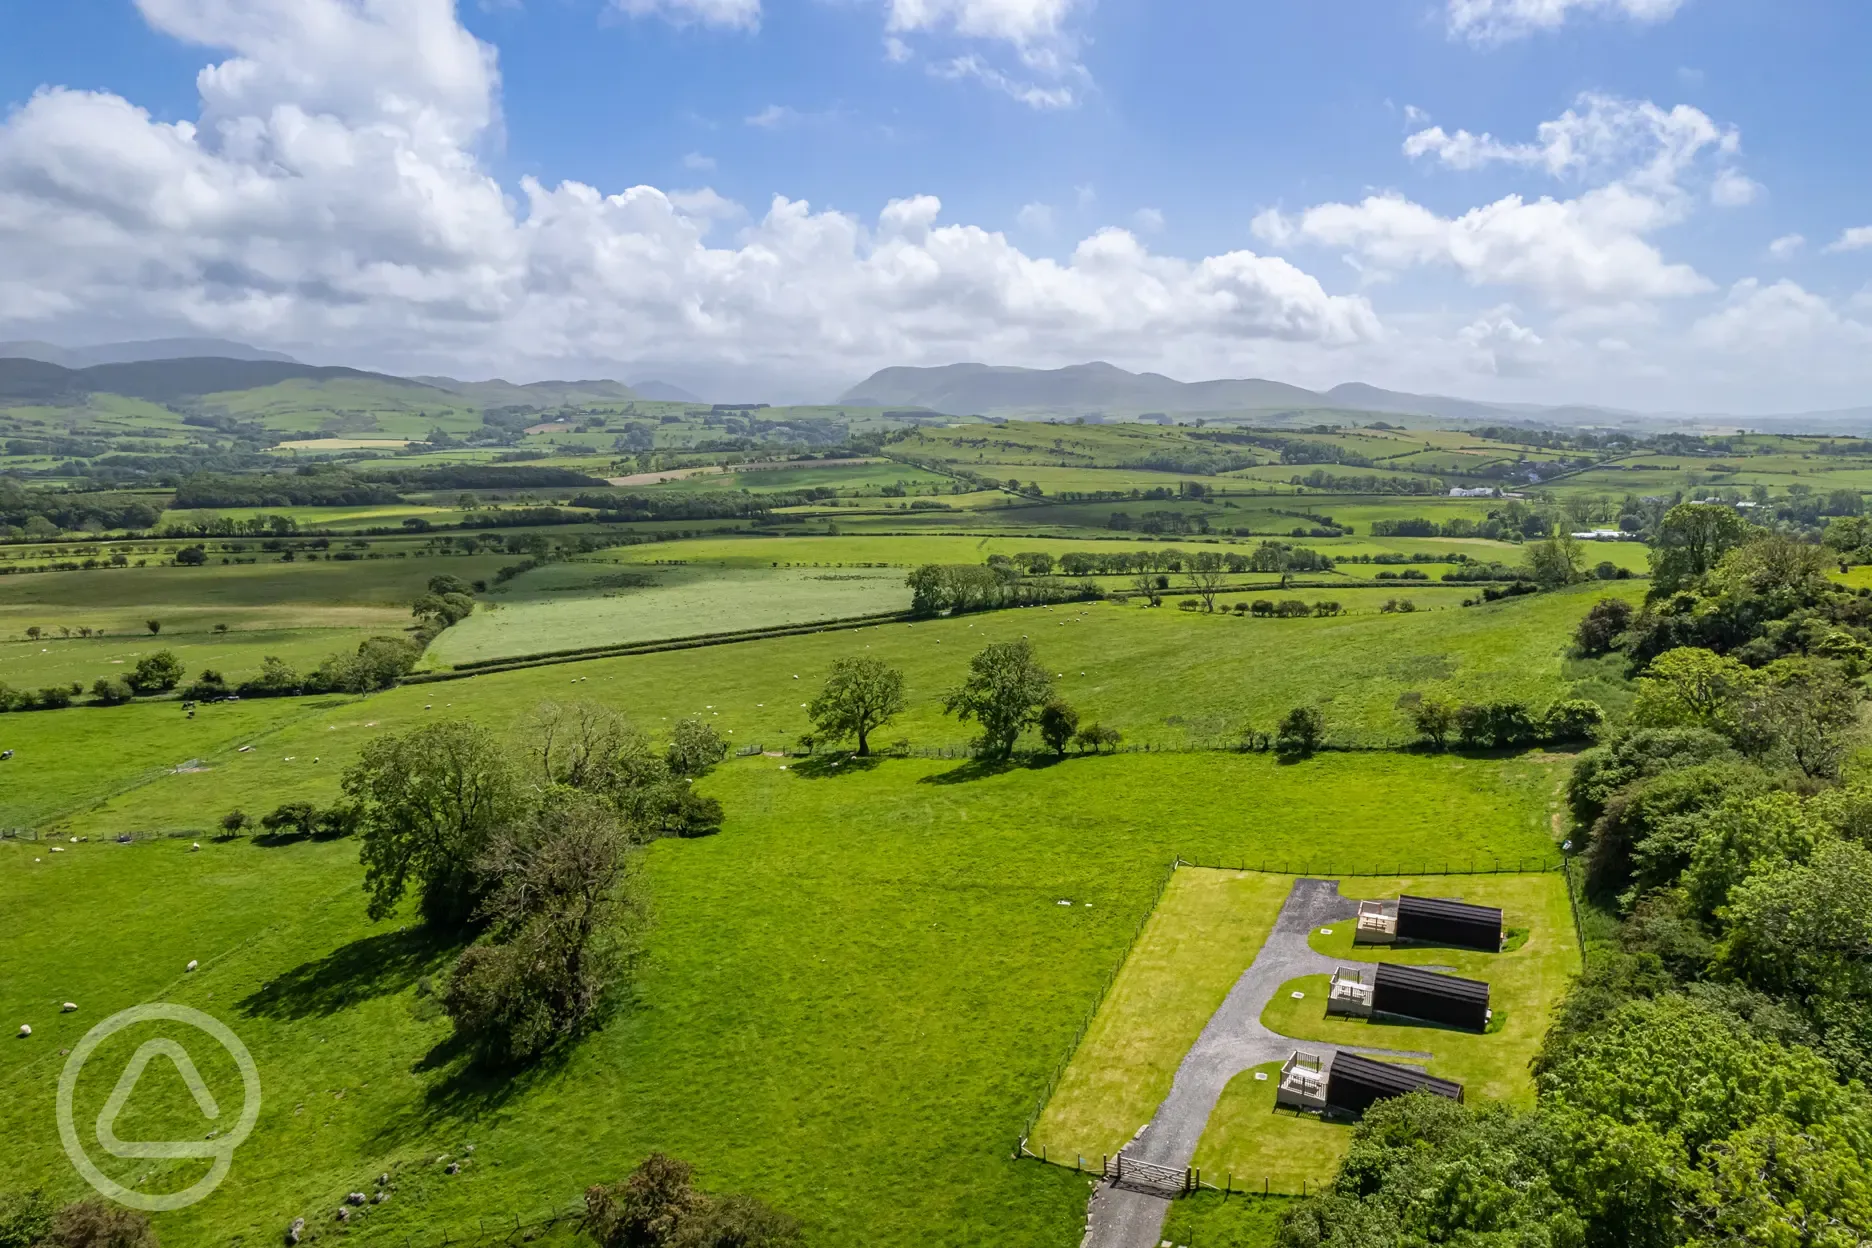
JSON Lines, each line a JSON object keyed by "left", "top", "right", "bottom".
{"left": 0, "top": 357, "right": 444, "bottom": 405}
{"left": 413, "top": 376, "right": 641, "bottom": 408}
{"left": 0, "top": 337, "right": 299, "bottom": 368}
{"left": 836, "top": 361, "right": 1654, "bottom": 426}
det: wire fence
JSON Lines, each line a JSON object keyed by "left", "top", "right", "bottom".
{"left": 1172, "top": 854, "right": 1566, "bottom": 877}
{"left": 1014, "top": 1141, "right": 1331, "bottom": 1199}
{"left": 353, "top": 1201, "right": 585, "bottom": 1247}
{"left": 1, "top": 827, "right": 205, "bottom": 844}
{"left": 1016, "top": 857, "right": 1180, "bottom": 1146}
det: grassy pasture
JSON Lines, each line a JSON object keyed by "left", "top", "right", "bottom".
{"left": 1029, "top": 869, "right": 1298, "bottom": 1163}
{"left": 1, "top": 751, "right": 1558, "bottom": 1247}
{"left": 0, "top": 554, "right": 512, "bottom": 688}
{"left": 634, "top": 461, "right": 954, "bottom": 495}
{"left": 426, "top": 562, "right": 913, "bottom": 666}
{"left": 0, "top": 626, "right": 391, "bottom": 694}
{"left": 157, "top": 505, "right": 469, "bottom": 531}
{"left": 1194, "top": 1064, "right": 1355, "bottom": 1194}
{"left": 2, "top": 579, "right": 1617, "bottom": 834}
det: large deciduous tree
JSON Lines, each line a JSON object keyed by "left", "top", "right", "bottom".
{"left": 808, "top": 657, "right": 907, "bottom": 756}
{"left": 942, "top": 639, "right": 1053, "bottom": 759}
{"left": 443, "top": 793, "right": 642, "bottom": 1066}
{"left": 345, "top": 720, "right": 525, "bottom": 927}
{"left": 1649, "top": 503, "right": 1753, "bottom": 595}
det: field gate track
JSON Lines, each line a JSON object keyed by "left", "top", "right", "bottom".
{"left": 1103, "top": 1154, "right": 1193, "bottom": 1196}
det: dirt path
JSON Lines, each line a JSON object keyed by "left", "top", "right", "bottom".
{"left": 1082, "top": 879, "right": 1430, "bottom": 1248}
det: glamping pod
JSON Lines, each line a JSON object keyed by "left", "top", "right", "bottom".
{"left": 1322, "top": 1052, "right": 1463, "bottom": 1116}
{"left": 1371, "top": 963, "right": 1491, "bottom": 1031}
{"left": 1275, "top": 1050, "right": 1465, "bottom": 1117}
{"left": 1394, "top": 895, "right": 1503, "bottom": 952}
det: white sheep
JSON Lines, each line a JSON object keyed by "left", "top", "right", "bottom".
{"left": 61, "top": 1002, "right": 76, "bottom": 1012}
{"left": 17, "top": 1024, "right": 29, "bottom": 1037}
{"left": 186, "top": 959, "right": 199, "bottom": 972}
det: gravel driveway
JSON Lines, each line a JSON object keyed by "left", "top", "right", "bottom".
{"left": 1080, "top": 877, "right": 1431, "bottom": 1248}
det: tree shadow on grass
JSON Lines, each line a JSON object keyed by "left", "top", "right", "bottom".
{"left": 237, "top": 926, "right": 461, "bottom": 1021}
{"left": 365, "top": 999, "right": 637, "bottom": 1144}
{"left": 788, "top": 754, "right": 882, "bottom": 779}
{"left": 917, "top": 756, "right": 1029, "bottom": 785}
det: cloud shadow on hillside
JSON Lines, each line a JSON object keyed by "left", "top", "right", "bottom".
{"left": 237, "top": 925, "right": 461, "bottom": 1021}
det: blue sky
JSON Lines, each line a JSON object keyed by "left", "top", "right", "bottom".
{"left": 0, "top": 0, "right": 1868, "bottom": 411}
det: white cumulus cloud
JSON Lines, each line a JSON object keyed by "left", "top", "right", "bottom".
{"left": 1404, "top": 93, "right": 1740, "bottom": 196}
{"left": 887, "top": 0, "right": 1090, "bottom": 108}
{"left": 1768, "top": 233, "right": 1805, "bottom": 260}
{"left": 1826, "top": 226, "right": 1872, "bottom": 253}
{"left": 0, "top": 0, "right": 1377, "bottom": 386}
{"left": 1447, "top": 0, "right": 1687, "bottom": 45}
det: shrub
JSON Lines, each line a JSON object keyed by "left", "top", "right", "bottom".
{"left": 219, "top": 810, "right": 251, "bottom": 835}
{"left": 183, "top": 669, "right": 229, "bottom": 701}
{"left": 0, "top": 1189, "right": 55, "bottom": 1248}
{"left": 1250, "top": 599, "right": 1275, "bottom": 617}
{"left": 33, "top": 685, "right": 75, "bottom": 710}
{"left": 1038, "top": 699, "right": 1080, "bottom": 756}
{"left": 40, "top": 1199, "right": 157, "bottom": 1248}
{"left": 260, "top": 802, "right": 318, "bottom": 837}
{"left": 1274, "top": 600, "right": 1312, "bottom": 618}
{"left": 127, "top": 650, "right": 183, "bottom": 695}
{"left": 584, "top": 1155, "right": 799, "bottom": 1248}
{"left": 1275, "top": 706, "right": 1326, "bottom": 756}
{"left": 1542, "top": 699, "right": 1606, "bottom": 743}
{"left": 1575, "top": 597, "right": 1635, "bottom": 655}
{"left": 89, "top": 677, "right": 133, "bottom": 706}
{"left": 666, "top": 717, "right": 729, "bottom": 777}
{"left": 1073, "top": 722, "right": 1122, "bottom": 753}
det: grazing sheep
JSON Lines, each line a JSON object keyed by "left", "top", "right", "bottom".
{"left": 186, "top": 960, "right": 199, "bottom": 972}
{"left": 62, "top": 1002, "right": 76, "bottom": 1012}
{"left": 17, "top": 1024, "right": 29, "bottom": 1038}
{"left": 286, "top": 1216, "right": 305, "bottom": 1244}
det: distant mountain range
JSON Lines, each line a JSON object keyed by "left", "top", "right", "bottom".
{"left": 412, "top": 376, "right": 641, "bottom": 408}
{"left": 0, "top": 337, "right": 300, "bottom": 369}
{"left": 0, "top": 356, "right": 436, "bottom": 405}
{"left": 836, "top": 362, "right": 1643, "bottom": 426}
{"left": 3, "top": 340, "right": 1867, "bottom": 428}
{"left": 0, "top": 338, "right": 717, "bottom": 409}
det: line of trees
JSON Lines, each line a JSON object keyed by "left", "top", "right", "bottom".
{"left": 906, "top": 564, "right": 1101, "bottom": 615}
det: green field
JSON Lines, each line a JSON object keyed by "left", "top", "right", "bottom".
{"left": 425, "top": 561, "right": 913, "bottom": 666}
{"left": 1030, "top": 869, "right": 1299, "bottom": 1163}
{"left": 1, "top": 751, "right": 1562, "bottom": 1247}
{"left": 0, "top": 578, "right": 1617, "bottom": 837}
{"left": 0, "top": 555, "right": 515, "bottom": 690}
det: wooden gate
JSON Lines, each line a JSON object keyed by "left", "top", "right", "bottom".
{"left": 1103, "top": 1153, "right": 1191, "bottom": 1195}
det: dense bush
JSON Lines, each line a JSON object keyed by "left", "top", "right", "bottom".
{"left": 583, "top": 1154, "right": 799, "bottom": 1248}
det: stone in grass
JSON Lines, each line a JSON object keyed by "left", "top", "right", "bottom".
{"left": 347, "top": 1192, "right": 367, "bottom": 1205}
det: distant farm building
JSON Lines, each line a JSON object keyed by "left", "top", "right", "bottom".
{"left": 1276, "top": 1050, "right": 1463, "bottom": 1116}
{"left": 1354, "top": 896, "right": 1504, "bottom": 952}
{"left": 1448, "top": 486, "right": 1496, "bottom": 497}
